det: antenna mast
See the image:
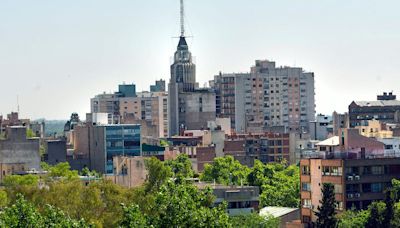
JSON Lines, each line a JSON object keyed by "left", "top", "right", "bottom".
{"left": 17, "top": 95, "right": 20, "bottom": 113}
{"left": 180, "top": 0, "right": 185, "bottom": 37}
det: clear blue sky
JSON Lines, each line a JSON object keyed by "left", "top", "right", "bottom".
{"left": 1, "top": 0, "right": 400, "bottom": 119}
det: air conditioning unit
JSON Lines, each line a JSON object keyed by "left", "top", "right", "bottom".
{"left": 355, "top": 175, "right": 360, "bottom": 180}
{"left": 304, "top": 205, "right": 313, "bottom": 209}
{"left": 347, "top": 176, "right": 353, "bottom": 181}
{"left": 347, "top": 194, "right": 354, "bottom": 199}
{"left": 355, "top": 193, "right": 361, "bottom": 198}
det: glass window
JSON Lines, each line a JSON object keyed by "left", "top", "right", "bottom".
{"left": 301, "top": 166, "right": 310, "bottom": 175}
{"left": 303, "top": 199, "right": 312, "bottom": 208}
{"left": 332, "top": 167, "right": 343, "bottom": 176}
{"left": 371, "top": 166, "right": 384, "bottom": 175}
{"left": 371, "top": 183, "right": 383, "bottom": 193}
{"left": 302, "top": 182, "right": 311, "bottom": 192}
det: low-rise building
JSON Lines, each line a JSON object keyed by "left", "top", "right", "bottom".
{"left": 105, "top": 156, "right": 147, "bottom": 188}
{"left": 260, "top": 207, "right": 300, "bottom": 228}
{"left": 0, "top": 126, "right": 40, "bottom": 182}
{"left": 195, "top": 183, "right": 260, "bottom": 216}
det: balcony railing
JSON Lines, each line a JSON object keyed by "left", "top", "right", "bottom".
{"left": 301, "top": 151, "right": 400, "bottom": 160}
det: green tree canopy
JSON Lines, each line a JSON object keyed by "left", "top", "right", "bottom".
{"left": 144, "top": 157, "right": 172, "bottom": 193}
{"left": 165, "top": 153, "right": 194, "bottom": 180}
{"left": 200, "top": 155, "right": 250, "bottom": 185}
{"left": 46, "top": 162, "right": 79, "bottom": 180}
{"left": 0, "top": 194, "right": 91, "bottom": 228}
{"left": 248, "top": 160, "right": 300, "bottom": 208}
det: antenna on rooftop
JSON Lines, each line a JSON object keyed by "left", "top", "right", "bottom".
{"left": 17, "top": 95, "right": 20, "bottom": 113}
{"left": 180, "top": 0, "right": 185, "bottom": 37}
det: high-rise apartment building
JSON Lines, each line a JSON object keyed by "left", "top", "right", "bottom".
{"left": 213, "top": 60, "right": 315, "bottom": 134}
{"left": 213, "top": 73, "right": 251, "bottom": 133}
{"left": 120, "top": 91, "right": 168, "bottom": 138}
{"left": 247, "top": 60, "right": 315, "bottom": 133}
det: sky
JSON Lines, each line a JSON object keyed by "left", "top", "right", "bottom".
{"left": 1, "top": 0, "right": 400, "bottom": 120}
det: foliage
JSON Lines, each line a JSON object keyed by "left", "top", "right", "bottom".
{"left": 45, "top": 162, "right": 79, "bottom": 180}
{"left": 365, "top": 201, "right": 386, "bottom": 228}
{"left": 26, "top": 128, "right": 37, "bottom": 138}
{"left": 337, "top": 209, "right": 369, "bottom": 228}
{"left": 159, "top": 139, "right": 170, "bottom": 147}
{"left": 165, "top": 153, "right": 194, "bottom": 180}
{"left": 2, "top": 174, "right": 39, "bottom": 188}
{"left": 315, "top": 183, "right": 337, "bottom": 228}
{"left": 201, "top": 156, "right": 250, "bottom": 185}
{"left": 0, "top": 190, "right": 8, "bottom": 208}
{"left": 249, "top": 160, "right": 300, "bottom": 208}
{"left": 230, "top": 213, "right": 280, "bottom": 228}
{"left": 0, "top": 194, "right": 91, "bottom": 228}
{"left": 81, "top": 167, "right": 100, "bottom": 178}
{"left": 119, "top": 204, "right": 147, "bottom": 228}
{"left": 146, "top": 181, "right": 230, "bottom": 227}
{"left": 144, "top": 157, "right": 172, "bottom": 192}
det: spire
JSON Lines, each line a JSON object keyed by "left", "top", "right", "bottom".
{"left": 180, "top": 0, "right": 185, "bottom": 37}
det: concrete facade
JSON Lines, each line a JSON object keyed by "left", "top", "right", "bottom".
{"left": 214, "top": 60, "right": 315, "bottom": 134}
{"left": 0, "top": 127, "right": 40, "bottom": 181}
{"left": 89, "top": 124, "right": 141, "bottom": 174}
{"left": 106, "top": 156, "right": 147, "bottom": 188}
{"left": 349, "top": 92, "right": 400, "bottom": 128}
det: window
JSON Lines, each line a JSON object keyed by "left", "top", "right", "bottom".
{"left": 385, "top": 145, "right": 393, "bottom": 150}
{"left": 302, "top": 182, "right": 311, "bottom": 192}
{"left": 303, "top": 199, "right": 312, "bottom": 208}
{"left": 336, "top": 201, "right": 344, "bottom": 210}
{"left": 322, "top": 166, "right": 343, "bottom": 176}
{"left": 371, "top": 166, "right": 384, "bottom": 175}
{"left": 334, "top": 184, "right": 343, "bottom": 194}
{"left": 371, "top": 183, "right": 383, "bottom": 193}
{"left": 301, "top": 166, "right": 310, "bottom": 175}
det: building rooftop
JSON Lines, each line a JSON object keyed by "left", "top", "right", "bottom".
{"left": 316, "top": 136, "right": 339, "bottom": 146}
{"left": 354, "top": 100, "right": 400, "bottom": 107}
{"left": 260, "top": 207, "right": 299, "bottom": 218}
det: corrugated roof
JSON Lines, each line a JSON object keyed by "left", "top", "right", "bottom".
{"left": 354, "top": 100, "right": 400, "bottom": 107}
{"left": 316, "top": 136, "right": 340, "bottom": 146}
{"left": 260, "top": 207, "right": 299, "bottom": 218}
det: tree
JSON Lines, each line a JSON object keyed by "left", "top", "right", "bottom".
{"left": 144, "top": 157, "right": 172, "bottom": 193}
{"left": 119, "top": 204, "right": 148, "bottom": 228}
{"left": 383, "top": 188, "right": 395, "bottom": 227}
{"left": 145, "top": 181, "right": 230, "bottom": 227}
{"left": 2, "top": 174, "right": 39, "bottom": 188}
{"left": 337, "top": 209, "right": 369, "bottom": 228}
{"left": 165, "top": 153, "right": 194, "bottom": 180}
{"left": 0, "top": 190, "right": 8, "bottom": 209}
{"left": 45, "top": 162, "right": 79, "bottom": 180}
{"left": 247, "top": 160, "right": 300, "bottom": 208}
{"left": 201, "top": 156, "right": 250, "bottom": 185}
{"left": 26, "top": 128, "right": 36, "bottom": 138}
{"left": 0, "top": 194, "right": 92, "bottom": 228}
{"left": 366, "top": 201, "right": 386, "bottom": 228}
{"left": 315, "top": 183, "right": 337, "bottom": 228}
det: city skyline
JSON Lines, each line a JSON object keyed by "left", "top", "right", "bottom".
{"left": 1, "top": 0, "right": 400, "bottom": 119}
